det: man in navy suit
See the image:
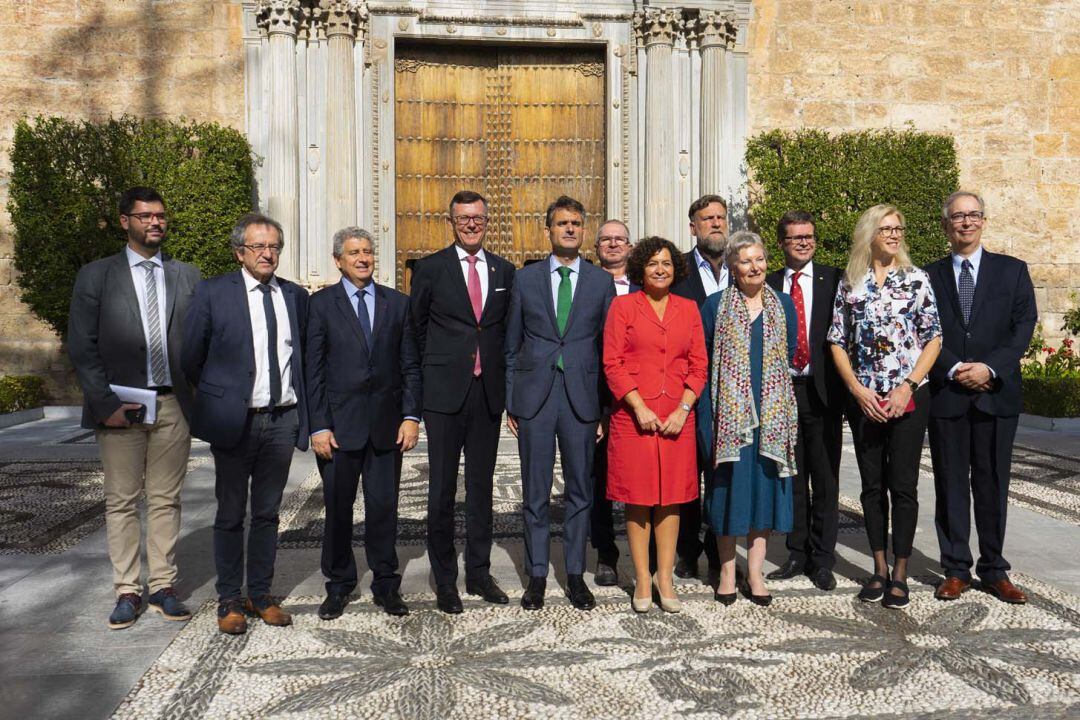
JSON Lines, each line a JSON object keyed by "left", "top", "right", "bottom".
{"left": 926, "top": 191, "right": 1037, "bottom": 605}
{"left": 505, "top": 196, "right": 617, "bottom": 610}
{"left": 306, "top": 227, "right": 422, "bottom": 619}
{"left": 183, "top": 212, "right": 309, "bottom": 635}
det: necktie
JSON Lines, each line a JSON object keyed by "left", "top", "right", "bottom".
{"left": 790, "top": 271, "right": 810, "bottom": 371}
{"left": 959, "top": 259, "right": 974, "bottom": 324}
{"left": 139, "top": 260, "right": 167, "bottom": 386}
{"left": 465, "top": 255, "right": 483, "bottom": 376}
{"left": 256, "top": 284, "right": 281, "bottom": 407}
{"left": 356, "top": 287, "right": 372, "bottom": 346}
{"left": 556, "top": 266, "right": 572, "bottom": 370}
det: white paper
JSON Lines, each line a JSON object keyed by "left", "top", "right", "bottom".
{"left": 109, "top": 384, "right": 158, "bottom": 424}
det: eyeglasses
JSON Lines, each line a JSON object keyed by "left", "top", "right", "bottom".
{"left": 598, "top": 236, "right": 630, "bottom": 245}
{"left": 948, "top": 211, "right": 984, "bottom": 224}
{"left": 784, "top": 234, "right": 815, "bottom": 243}
{"left": 241, "top": 243, "right": 282, "bottom": 254}
{"left": 125, "top": 212, "right": 167, "bottom": 223}
{"left": 451, "top": 215, "right": 488, "bottom": 227}
{"left": 878, "top": 226, "right": 905, "bottom": 237}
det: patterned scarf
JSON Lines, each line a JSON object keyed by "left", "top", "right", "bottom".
{"left": 710, "top": 285, "right": 799, "bottom": 477}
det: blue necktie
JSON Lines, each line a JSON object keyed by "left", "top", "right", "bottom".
{"left": 958, "top": 259, "right": 974, "bottom": 324}
{"left": 357, "top": 288, "right": 372, "bottom": 346}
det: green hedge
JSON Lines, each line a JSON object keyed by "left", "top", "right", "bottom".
{"left": 8, "top": 115, "right": 256, "bottom": 336}
{"left": 0, "top": 375, "right": 45, "bottom": 414}
{"left": 745, "top": 128, "right": 959, "bottom": 272}
{"left": 1023, "top": 378, "right": 1080, "bottom": 418}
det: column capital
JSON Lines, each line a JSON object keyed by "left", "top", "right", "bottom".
{"left": 634, "top": 8, "right": 683, "bottom": 49}
{"left": 694, "top": 10, "right": 736, "bottom": 51}
{"left": 257, "top": 0, "right": 304, "bottom": 37}
{"left": 322, "top": 0, "right": 368, "bottom": 39}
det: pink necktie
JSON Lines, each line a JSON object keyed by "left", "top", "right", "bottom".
{"left": 466, "top": 255, "right": 483, "bottom": 376}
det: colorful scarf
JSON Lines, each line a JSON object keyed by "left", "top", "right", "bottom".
{"left": 710, "top": 284, "right": 799, "bottom": 477}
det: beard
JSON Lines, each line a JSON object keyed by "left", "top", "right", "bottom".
{"left": 697, "top": 232, "right": 727, "bottom": 258}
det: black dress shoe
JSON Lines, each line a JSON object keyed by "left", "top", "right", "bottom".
{"left": 715, "top": 591, "right": 737, "bottom": 606}
{"left": 465, "top": 575, "right": 509, "bottom": 604}
{"left": 436, "top": 585, "right": 463, "bottom": 614}
{"left": 521, "top": 577, "right": 546, "bottom": 610}
{"left": 373, "top": 590, "right": 410, "bottom": 617}
{"left": 766, "top": 558, "right": 805, "bottom": 581}
{"left": 674, "top": 558, "right": 698, "bottom": 579}
{"left": 566, "top": 574, "right": 596, "bottom": 611}
{"left": 594, "top": 562, "right": 618, "bottom": 587}
{"left": 318, "top": 593, "right": 349, "bottom": 620}
{"left": 809, "top": 566, "right": 837, "bottom": 591}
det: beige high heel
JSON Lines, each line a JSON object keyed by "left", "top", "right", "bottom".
{"left": 631, "top": 592, "right": 652, "bottom": 613}
{"left": 652, "top": 573, "right": 682, "bottom": 613}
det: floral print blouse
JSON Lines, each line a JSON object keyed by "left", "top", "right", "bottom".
{"left": 827, "top": 266, "right": 942, "bottom": 394}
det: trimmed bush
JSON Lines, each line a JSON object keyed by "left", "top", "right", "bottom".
{"left": 1023, "top": 377, "right": 1080, "bottom": 418}
{"left": 8, "top": 115, "right": 256, "bottom": 336}
{"left": 0, "top": 375, "right": 45, "bottom": 414}
{"left": 745, "top": 128, "right": 959, "bottom": 272}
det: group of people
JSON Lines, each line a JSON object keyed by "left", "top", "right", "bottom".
{"left": 67, "top": 184, "right": 1035, "bottom": 634}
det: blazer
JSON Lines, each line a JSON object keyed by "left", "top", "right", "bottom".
{"left": 181, "top": 270, "right": 310, "bottom": 451}
{"left": 766, "top": 263, "right": 844, "bottom": 409}
{"left": 67, "top": 250, "right": 201, "bottom": 429}
{"left": 672, "top": 249, "right": 727, "bottom": 307}
{"left": 925, "top": 250, "right": 1037, "bottom": 418}
{"left": 409, "top": 244, "right": 515, "bottom": 415}
{"left": 305, "top": 281, "right": 422, "bottom": 452}
{"left": 505, "top": 258, "right": 616, "bottom": 422}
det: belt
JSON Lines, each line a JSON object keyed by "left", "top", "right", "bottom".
{"left": 250, "top": 404, "right": 296, "bottom": 415}
{"left": 149, "top": 386, "right": 173, "bottom": 396}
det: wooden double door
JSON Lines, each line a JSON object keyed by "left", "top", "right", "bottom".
{"left": 394, "top": 42, "right": 607, "bottom": 291}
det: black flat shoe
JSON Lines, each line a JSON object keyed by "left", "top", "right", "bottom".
{"left": 465, "top": 575, "right": 509, "bottom": 604}
{"left": 318, "top": 593, "right": 349, "bottom": 620}
{"left": 715, "top": 592, "right": 737, "bottom": 606}
{"left": 858, "top": 574, "right": 888, "bottom": 602}
{"left": 566, "top": 574, "right": 596, "bottom": 611}
{"left": 373, "top": 590, "right": 409, "bottom": 617}
{"left": 436, "top": 585, "right": 463, "bottom": 614}
{"left": 521, "top": 577, "right": 546, "bottom": 611}
{"left": 767, "top": 558, "right": 805, "bottom": 581}
{"left": 882, "top": 580, "right": 910, "bottom": 609}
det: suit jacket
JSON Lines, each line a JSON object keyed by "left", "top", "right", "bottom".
{"left": 67, "top": 250, "right": 201, "bottom": 429}
{"left": 766, "top": 263, "right": 844, "bottom": 409}
{"left": 925, "top": 250, "right": 1036, "bottom": 418}
{"left": 181, "top": 270, "right": 310, "bottom": 451}
{"left": 305, "top": 281, "right": 422, "bottom": 452}
{"left": 505, "top": 257, "right": 616, "bottom": 422}
{"left": 672, "top": 249, "right": 726, "bottom": 306}
{"left": 409, "top": 244, "right": 515, "bottom": 415}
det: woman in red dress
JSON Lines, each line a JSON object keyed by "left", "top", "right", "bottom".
{"left": 604, "top": 237, "right": 708, "bottom": 613}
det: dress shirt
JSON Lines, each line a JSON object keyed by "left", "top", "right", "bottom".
{"left": 947, "top": 244, "right": 995, "bottom": 379}
{"left": 784, "top": 261, "right": 814, "bottom": 377}
{"left": 548, "top": 254, "right": 581, "bottom": 310}
{"left": 242, "top": 267, "right": 296, "bottom": 408}
{"left": 693, "top": 246, "right": 728, "bottom": 296}
{"left": 125, "top": 247, "right": 172, "bottom": 387}
{"left": 456, "top": 244, "right": 489, "bottom": 308}
{"left": 612, "top": 273, "right": 631, "bottom": 296}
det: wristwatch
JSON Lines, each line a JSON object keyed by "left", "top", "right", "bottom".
{"left": 903, "top": 377, "right": 919, "bottom": 392}
{"left": 680, "top": 402, "right": 692, "bottom": 412}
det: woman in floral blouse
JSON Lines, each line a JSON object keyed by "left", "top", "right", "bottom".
{"left": 828, "top": 204, "right": 941, "bottom": 609}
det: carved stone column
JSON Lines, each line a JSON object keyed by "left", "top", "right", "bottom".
{"left": 697, "top": 11, "right": 735, "bottom": 197}
{"left": 260, "top": 0, "right": 302, "bottom": 278}
{"left": 324, "top": 1, "right": 362, "bottom": 237}
{"left": 636, "top": 9, "right": 682, "bottom": 238}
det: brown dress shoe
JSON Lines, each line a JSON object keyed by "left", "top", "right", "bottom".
{"left": 984, "top": 579, "right": 1027, "bottom": 604}
{"left": 245, "top": 596, "right": 293, "bottom": 626}
{"left": 934, "top": 577, "right": 971, "bottom": 601}
{"left": 217, "top": 601, "right": 247, "bottom": 635}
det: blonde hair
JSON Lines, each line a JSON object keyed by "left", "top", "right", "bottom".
{"left": 844, "top": 204, "right": 913, "bottom": 286}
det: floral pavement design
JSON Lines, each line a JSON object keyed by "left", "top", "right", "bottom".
{"left": 113, "top": 574, "right": 1080, "bottom": 719}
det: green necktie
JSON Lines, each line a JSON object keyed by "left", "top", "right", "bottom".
{"left": 556, "top": 265, "right": 572, "bottom": 369}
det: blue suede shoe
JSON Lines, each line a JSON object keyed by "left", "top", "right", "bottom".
{"left": 108, "top": 593, "right": 143, "bottom": 630}
{"left": 147, "top": 587, "right": 192, "bottom": 621}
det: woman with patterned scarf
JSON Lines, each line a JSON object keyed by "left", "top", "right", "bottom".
{"left": 699, "top": 231, "right": 799, "bottom": 606}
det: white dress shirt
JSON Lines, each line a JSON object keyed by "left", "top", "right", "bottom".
{"left": 784, "top": 261, "right": 814, "bottom": 377}
{"left": 242, "top": 267, "right": 296, "bottom": 408}
{"left": 125, "top": 246, "right": 172, "bottom": 387}
{"left": 693, "top": 246, "right": 728, "bottom": 296}
{"left": 612, "top": 273, "right": 631, "bottom": 296}
{"left": 548, "top": 254, "right": 581, "bottom": 310}
{"left": 456, "top": 245, "right": 489, "bottom": 308}
{"left": 947, "top": 244, "right": 994, "bottom": 379}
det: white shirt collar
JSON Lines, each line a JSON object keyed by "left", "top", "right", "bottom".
{"left": 548, "top": 254, "right": 581, "bottom": 274}
{"left": 126, "top": 246, "right": 163, "bottom": 268}
{"left": 784, "top": 261, "right": 814, "bottom": 281}
{"left": 241, "top": 266, "right": 280, "bottom": 292}
{"left": 952, "top": 244, "right": 984, "bottom": 273}
{"left": 693, "top": 246, "right": 726, "bottom": 272}
{"left": 456, "top": 245, "right": 487, "bottom": 265}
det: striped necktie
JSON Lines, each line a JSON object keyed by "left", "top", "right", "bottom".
{"left": 139, "top": 260, "right": 167, "bottom": 386}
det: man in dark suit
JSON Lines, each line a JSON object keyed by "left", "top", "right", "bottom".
{"left": 765, "top": 211, "right": 845, "bottom": 591}
{"left": 183, "top": 212, "right": 309, "bottom": 635}
{"left": 68, "top": 186, "right": 201, "bottom": 630}
{"left": 926, "top": 191, "right": 1037, "bottom": 604}
{"left": 410, "top": 189, "right": 516, "bottom": 614}
{"left": 670, "top": 193, "right": 729, "bottom": 579}
{"left": 505, "top": 197, "right": 616, "bottom": 611}
{"left": 306, "top": 227, "right": 422, "bottom": 619}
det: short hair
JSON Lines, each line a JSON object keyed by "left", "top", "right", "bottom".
{"left": 119, "top": 186, "right": 165, "bottom": 216}
{"left": 941, "top": 190, "right": 985, "bottom": 220}
{"left": 448, "top": 190, "right": 488, "bottom": 215}
{"left": 595, "top": 218, "right": 629, "bottom": 242}
{"left": 545, "top": 195, "right": 586, "bottom": 227}
{"left": 724, "top": 231, "right": 768, "bottom": 268}
{"left": 687, "top": 194, "right": 728, "bottom": 221}
{"left": 776, "top": 210, "right": 816, "bottom": 243}
{"left": 332, "top": 226, "right": 374, "bottom": 258}
{"left": 230, "top": 212, "right": 284, "bottom": 251}
{"left": 626, "top": 236, "right": 689, "bottom": 287}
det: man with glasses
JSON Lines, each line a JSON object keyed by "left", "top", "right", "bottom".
{"left": 765, "top": 211, "right": 844, "bottom": 591}
{"left": 925, "top": 191, "right": 1036, "bottom": 604}
{"left": 182, "top": 212, "right": 310, "bottom": 634}
{"left": 410, "top": 190, "right": 516, "bottom": 614}
{"left": 68, "top": 186, "right": 201, "bottom": 629}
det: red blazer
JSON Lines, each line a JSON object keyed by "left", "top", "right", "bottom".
{"left": 604, "top": 292, "right": 708, "bottom": 405}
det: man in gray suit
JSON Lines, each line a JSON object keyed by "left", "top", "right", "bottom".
{"left": 505, "top": 196, "right": 616, "bottom": 611}
{"left": 67, "top": 186, "right": 201, "bottom": 629}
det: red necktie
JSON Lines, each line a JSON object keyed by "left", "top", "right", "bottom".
{"left": 790, "top": 271, "right": 810, "bottom": 371}
{"left": 466, "top": 255, "right": 483, "bottom": 376}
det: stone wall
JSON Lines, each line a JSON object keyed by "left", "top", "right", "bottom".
{"left": 0, "top": 0, "right": 245, "bottom": 401}
{"left": 747, "top": 0, "right": 1080, "bottom": 340}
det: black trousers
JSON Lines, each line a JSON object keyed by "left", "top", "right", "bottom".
{"left": 786, "top": 379, "right": 844, "bottom": 570}
{"left": 847, "top": 385, "right": 930, "bottom": 559}
{"left": 590, "top": 433, "right": 619, "bottom": 566}
{"left": 424, "top": 377, "right": 501, "bottom": 587}
{"left": 676, "top": 484, "right": 720, "bottom": 569}
{"left": 928, "top": 406, "right": 1017, "bottom": 583}
{"left": 318, "top": 441, "right": 402, "bottom": 597}
{"left": 211, "top": 406, "right": 298, "bottom": 601}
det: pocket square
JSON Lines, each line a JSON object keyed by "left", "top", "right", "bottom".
{"left": 494, "top": 287, "right": 507, "bottom": 292}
